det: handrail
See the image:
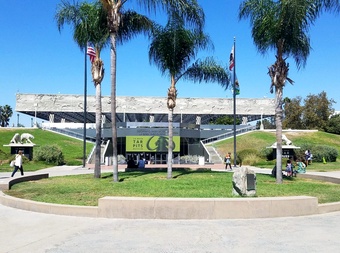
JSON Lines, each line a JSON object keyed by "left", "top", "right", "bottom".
{"left": 201, "top": 125, "right": 256, "bottom": 145}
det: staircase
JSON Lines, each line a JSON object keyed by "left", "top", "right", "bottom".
{"left": 205, "top": 145, "right": 223, "bottom": 164}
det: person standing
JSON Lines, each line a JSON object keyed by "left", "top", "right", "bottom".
{"left": 304, "top": 150, "right": 311, "bottom": 166}
{"left": 11, "top": 150, "right": 24, "bottom": 177}
{"left": 225, "top": 152, "right": 232, "bottom": 171}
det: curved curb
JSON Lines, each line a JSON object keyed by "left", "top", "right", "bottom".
{"left": 1, "top": 172, "right": 340, "bottom": 219}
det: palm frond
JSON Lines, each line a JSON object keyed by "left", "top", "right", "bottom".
{"left": 181, "top": 57, "right": 229, "bottom": 89}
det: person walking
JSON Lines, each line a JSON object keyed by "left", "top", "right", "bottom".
{"left": 225, "top": 152, "right": 232, "bottom": 171}
{"left": 11, "top": 150, "right": 24, "bottom": 177}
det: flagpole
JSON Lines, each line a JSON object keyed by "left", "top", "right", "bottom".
{"left": 83, "top": 46, "right": 87, "bottom": 168}
{"left": 232, "top": 37, "right": 237, "bottom": 167}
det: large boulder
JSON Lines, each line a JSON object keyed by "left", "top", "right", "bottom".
{"left": 232, "top": 167, "right": 256, "bottom": 197}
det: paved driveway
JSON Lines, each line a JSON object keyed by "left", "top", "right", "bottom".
{"left": 1, "top": 204, "right": 340, "bottom": 253}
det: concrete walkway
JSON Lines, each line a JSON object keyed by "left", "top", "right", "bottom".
{"left": 1, "top": 164, "right": 340, "bottom": 252}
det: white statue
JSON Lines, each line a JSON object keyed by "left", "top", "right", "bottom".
{"left": 282, "top": 134, "right": 292, "bottom": 145}
{"left": 20, "top": 133, "right": 35, "bottom": 144}
{"left": 10, "top": 133, "right": 21, "bottom": 144}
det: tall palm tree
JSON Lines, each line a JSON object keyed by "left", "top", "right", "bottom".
{"left": 0, "top": 105, "right": 13, "bottom": 127}
{"left": 56, "top": 0, "right": 108, "bottom": 178}
{"left": 239, "top": 0, "right": 340, "bottom": 183}
{"left": 100, "top": 0, "right": 204, "bottom": 182}
{"left": 149, "top": 14, "right": 229, "bottom": 179}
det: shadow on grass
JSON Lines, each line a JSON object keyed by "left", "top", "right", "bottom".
{"left": 102, "top": 168, "right": 213, "bottom": 182}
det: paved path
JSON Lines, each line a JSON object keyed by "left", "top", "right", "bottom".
{"left": 1, "top": 203, "right": 340, "bottom": 253}
{"left": 1, "top": 164, "right": 340, "bottom": 252}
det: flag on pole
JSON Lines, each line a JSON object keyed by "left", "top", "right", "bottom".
{"left": 234, "top": 79, "right": 240, "bottom": 95}
{"left": 87, "top": 44, "right": 96, "bottom": 63}
{"left": 229, "top": 46, "right": 234, "bottom": 71}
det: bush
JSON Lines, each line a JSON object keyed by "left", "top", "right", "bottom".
{"left": 294, "top": 143, "right": 338, "bottom": 162}
{"left": 34, "top": 145, "right": 65, "bottom": 165}
{"left": 259, "top": 147, "right": 275, "bottom": 160}
{"left": 312, "top": 145, "right": 338, "bottom": 162}
{"left": 237, "top": 149, "right": 260, "bottom": 165}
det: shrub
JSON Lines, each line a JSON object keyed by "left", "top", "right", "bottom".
{"left": 259, "top": 147, "right": 275, "bottom": 160}
{"left": 294, "top": 143, "right": 338, "bottom": 162}
{"left": 237, "top": 149, "right": 260, "bottom": 165}
{"left": 34, "top": 145, "right": 65, "bottom": 165}
{"left": 312, "top": 145, "right": 338, "bottom": 162}
{"left": 241, "top": 153, "right": 261, "bottom": 166}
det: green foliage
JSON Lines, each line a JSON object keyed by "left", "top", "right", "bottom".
{"left": 259, "top": 147, "right": 275, "bottom": 160}
{"left": 282, "top": 92, "right": 335, "bottom": 130}
{"left": 34, "top": 145, "right": 65, "bottom": 165}
{"left": 0, "top": 105, "right": 13, "bottom": 127}
{"left": 303, "top": 92, "right": 335, "bottom": 131}
{"left": 283, "top": 96, "right": 304, "bottom": 129}
{"left": 311, "top": 145, "right": 338, "bottom": 163}
{"left": 0, "top": 129, "right": 94, "bottom": 167}
{"left": 209, "top": 115, "right": 241, "bottom": 125}
{"left": 237, "top": 149, "right": 260, "bottom": 165}
{"left": 6, "top": 172, "right": 340, "bottom": 205}
{"left": 326, "top": 114, "right": 340, "bottom": 135}
{"left": 289, "top": 143, "right": 338, "bottom": 163}
{"left": 255, "top": 118, "right": 275, "bottom": 129}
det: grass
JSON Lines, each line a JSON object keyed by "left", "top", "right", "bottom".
{"left": 5, "top": 170, "right": 340, "bottom": 206}
{"left": 0, "top": 128, "right": 94, "bottom": 171}
{"left": 2, "top": 129, "right": 340, "bottom": 207}
{"left": 212, "top": 130, "right": 340, "bottom": 171}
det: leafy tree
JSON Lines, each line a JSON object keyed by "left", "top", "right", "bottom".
{"left": 256, "top": 118, "right": 275, "bottom": 129}
{"left": 149, "top": 12, "right": 229, "bottom": 179}
{"left": 239, "top": 0, "right": 340, "bottom": 183}
{"left": 56, "top": 0, "right": 108, "bottom": 178}
{"left": 210, "top": 115, "right": 240, "bottom": 125}
{"left": 326, "top": 114, "right": 340, "bottom": 135}
{"left": 282, "top": 96, "right": 304, "bottom": 129}
{"left": 302, "top": 91, "right": 335, "bottom": 131}
{"left": 0, "top": 105, "right": 13, "bottom": 127}
{"left": 100, "top": 0, "right": 206, "bottom": 182}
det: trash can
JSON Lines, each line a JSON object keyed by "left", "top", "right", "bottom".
{"left": 198, "top": 156, "right": 205, "bottom": 166}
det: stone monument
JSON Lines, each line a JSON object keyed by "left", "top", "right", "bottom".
{"left": 232, "top": 167, "right": 256, "bottom": 197}
{"left": 3, "top": 133, "right": 36, "bottom": 160}
{"left": 268, "top": 134, "right": 300, "bottom": 158}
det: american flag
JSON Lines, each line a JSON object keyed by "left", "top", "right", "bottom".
{"left": 87, "top": 45, "right": 96, "bottom": 63}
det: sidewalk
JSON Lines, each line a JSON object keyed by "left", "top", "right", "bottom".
{"left": 1, "top": 164, "right": 340, "bottom": 252}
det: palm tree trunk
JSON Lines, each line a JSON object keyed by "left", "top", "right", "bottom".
{"left": 95, "top": 82, "right": 102, "bottom": 178}
{"left": 275, "top": 87, "right": 283, "bottom": 183}
{"left": 110, "top": 34, "right": 118, "bottom": 182}
{"left": 167, "top": 108, "right": 174, "bottom": 179}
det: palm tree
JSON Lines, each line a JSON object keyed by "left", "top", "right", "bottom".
{"left": 99, "top": 0, "right": 204, "bottom": 182}
{"left": 56, "top": 0, "right": 108, "bottom": 178}
{"left": 149, "top": 13, "right": 229, "bottom": 179}
{"left": 239, "top": 0, "right": 340, "bottom": 183}
{"left": 0, "top": 105, "right": 13, "bottom": 127}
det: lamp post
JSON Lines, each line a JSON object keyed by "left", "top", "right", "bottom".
{"left": 260, "top": 107, "right": 264, "bottom": 130}
{"left": 122, "top": 105, "right": 126, "bottom": 122}
{"left": 180, "top": 106, "right": 183, "bottom": 123}
{"left": 34, "top": 103, "right": 37, "bottom": 127}
{"left": 17, "top": 114, "right": 19, "bottom": 127}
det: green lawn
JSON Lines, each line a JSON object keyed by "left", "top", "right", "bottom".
{"left": 5, "top": 169, "right": 340, "bottom": 206}
{"left": 2, "top": 129, "right": 340, "bottom": 207}
{"left": 0, "top": 128, "right": 94, "bottom": 171}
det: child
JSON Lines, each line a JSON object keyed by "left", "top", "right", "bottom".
{"left": 225, "top": 152, "right": 232, "bottom": 170}
{"left": 285, "top": 159, "right": 292, "bottom": 177}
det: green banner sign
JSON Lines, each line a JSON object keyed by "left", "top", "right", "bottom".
{"left": 126, "top": 136, "right": 180, "bottom": 152}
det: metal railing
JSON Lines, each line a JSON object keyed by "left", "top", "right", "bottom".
{"left": 201, "top": 125, "right": 256, "bottom": 145}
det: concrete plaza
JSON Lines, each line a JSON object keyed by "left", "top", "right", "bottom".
{"left": 1, "top": 165, "right": 340, "bottom": 252}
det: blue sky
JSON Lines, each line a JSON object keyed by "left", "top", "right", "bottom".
{"left": 1, "top": 0, "right": 340, "bottom": 127}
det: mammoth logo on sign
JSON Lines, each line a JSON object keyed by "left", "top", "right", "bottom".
{"left": 126, "top": 136, "right": 180, "bottom": 152}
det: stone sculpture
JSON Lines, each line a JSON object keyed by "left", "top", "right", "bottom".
{"left": 9, "top": 133, "right": 35, "bottom": 144}
{"left": 20, "top": 133, "right": 35, "bottom": 144}
{"left": 9, "top": 133, "right": 21, "bottom": 144}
